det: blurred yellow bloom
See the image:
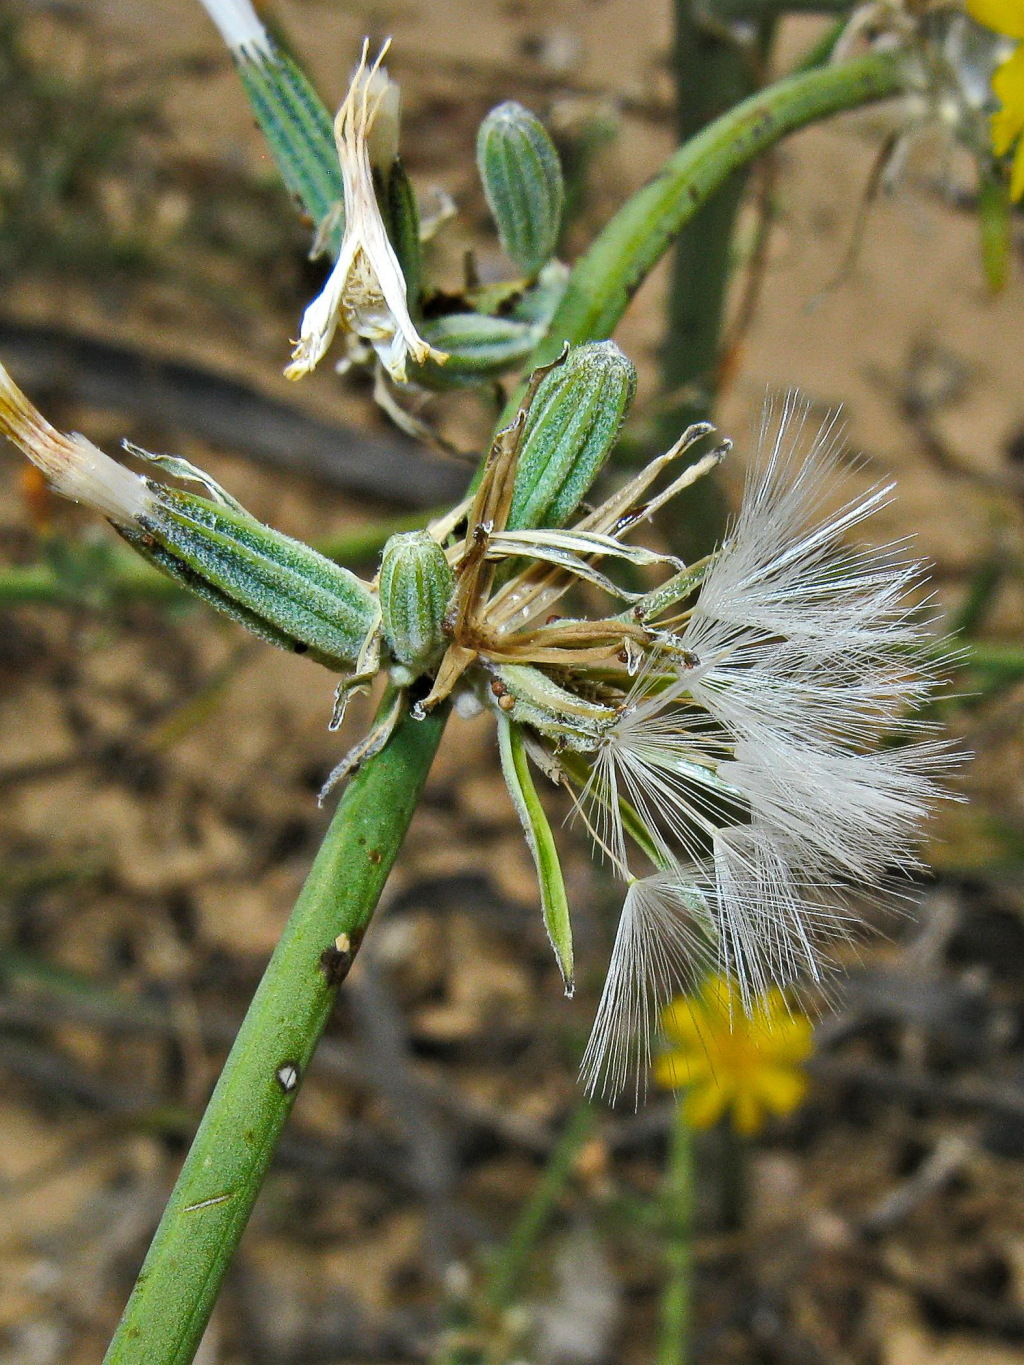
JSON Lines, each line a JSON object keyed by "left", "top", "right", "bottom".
{"left": 967, "top": 0, "right": 1024, "bottom": 198}
{"left": 653, "top": 976, "right": 812, "bottom": 1136}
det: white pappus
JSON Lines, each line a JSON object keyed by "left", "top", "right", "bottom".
{"left": 575, "top": 395, "right": 959, "bottom": 1102}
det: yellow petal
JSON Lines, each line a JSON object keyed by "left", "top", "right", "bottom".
{"left": 761, "top": 1013, "right": 814, "bottom": 1065}
{"left": 1011, "top": 130, "right": 1024, "bottom": 199}
{"left": 731, "top": 1087, "right": 765, "bottom": 1136}
{"left": 968, "top": 0, "right": 1024, "bottom": 40}
{"left": 684, "top": 1079, "right": 730, "bottom": 1130}
{"left": 752, "top": 1065, "right": 808, "bottom": 1118}
{"left": 661, "top": 999, "right": 706, "bottom": 1049}
{"left": 654, "top": 1051, "right": 712, "bottom": 1090}
{"left": 991, "top": 46, "right": 1024, "bottom": 154}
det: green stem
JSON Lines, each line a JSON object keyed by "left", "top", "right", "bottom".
{"left": 657, "top": 1105, "right": 695, "bottom": 1365}
{"left": 716, "top": 1118, "right": 746, "bottom": 1233}
{"left": 102, "top": 701, "right": 448, "bottom": 1365}
{"left": 661, "top": 2, "right": 774, "bottom": 428}
{"left": 482, "top": 1102, "right": 593, "bottom": 1312}
{"left": 656, "top": 3, "right": 775, "bottom": 560}
{"left": 531, "top": 49, "right": 907, "bottom": 366}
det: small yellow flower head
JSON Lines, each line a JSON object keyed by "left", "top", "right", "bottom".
{"left": 285, "top": 39, "right": 447, "bottom": 384}
{"left": 653, "top": 976, "right": 813, "bottom": 1136}
{"left": 967, "top": 0, "right": 1024, "bottom": 197}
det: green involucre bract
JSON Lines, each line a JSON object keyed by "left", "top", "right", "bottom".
{"left": 508, "top": 340, "right": 637, "bottom": 532}
{"left": 379, "top": 530, "right": 455, "bottom": 675}
{"left": 138, "top": 489, "right": 377, "bottom": 669}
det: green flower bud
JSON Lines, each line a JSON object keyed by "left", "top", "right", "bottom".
{"left": 412, "top": 313, "right": 540, "bottom": 388}
{"left": 508, "top": 341, "right": 637, "bottom": 532}
{"left": 382, "top": 159, "right": 423, "bottom": 314}
{"left": 125, "top": 489, "right": 377, "bottom": 671}
{"left": 379, "top": 530, "right": 455, "bottom": 678}
{"left": 477, "top": 101, "right": 564, "bottom": 277}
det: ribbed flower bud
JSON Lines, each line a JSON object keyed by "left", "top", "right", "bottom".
{"left": 508, "top": 341, "right": 637, "bottom": 532}
{"left": 130, "top": 490, "right": 378, "bottom": 671}
{"left": 477, "top": 101, "right": 564, "bottom": 277}
{"left": 413, "top": 313, "right": 540, "bottom": 388}
{"left": 379, "top": 530, "right": 455, "bottom": 678}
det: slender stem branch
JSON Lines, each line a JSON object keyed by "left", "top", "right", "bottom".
{"left": 657, "top": 1105, "right": 695, "bottom": 1365}
{"left": 482, "top": 1102, "right": 594, "bottom": 1313}
{"left": 531, "top": 50, "right": 907, "bottom": 366}
{"left": 102, "top": 701, "right": 448, "bottom": 1365}
{"left": 661, "top": 1, "right": 774, "bottom": 427}
{"left": 708, "top": 0, "right": 854, "bottom": 17}
{"left": 656, "top": 2, "right": 775, "bottom": 561}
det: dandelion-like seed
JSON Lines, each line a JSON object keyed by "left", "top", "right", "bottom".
{"left": 562, "top": 397, "right": 956, "bottom": 1101}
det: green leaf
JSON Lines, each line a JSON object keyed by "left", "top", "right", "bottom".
{"left": 236, "top": 43, "right": 345, "bottom": 255}
{"left": 497, "top": 714, "right": 574, "bottom": 994}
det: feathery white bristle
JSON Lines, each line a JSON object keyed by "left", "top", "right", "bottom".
{"left": 580, "top": 871, "right": 715, "bottom": 1104}
{"left": 199, "top": 0, "right": 272, "bottom": 57}
{"left": 722, "top": 738, "right": 955, "bottom": 882}
{"left": 575, "top": 394, "right": 958, "bottom": 1100}
{"left": 0, "top": 363, "right": 154, "bottom": 526}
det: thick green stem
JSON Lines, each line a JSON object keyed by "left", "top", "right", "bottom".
{"left": 657, "top": 2, "right": 774, "bottom": 560}
{"left": 657, "top": 1105, "right": 695, "bottom": 1365}
{"left": 661, "top": 2, "right": 773, "bottom": 427}
{"left": 531, "top": 50, "right": 907, "bottom": 367}
{"left": 102, "top": 702, "right": 447, "bottom": 1365}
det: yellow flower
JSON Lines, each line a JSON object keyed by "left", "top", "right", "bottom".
{"left": 653, "top": 976, "right": 812, "bottom": 1136}
{"left": 967, "top": 0, "right": 1024, "bottom": 198}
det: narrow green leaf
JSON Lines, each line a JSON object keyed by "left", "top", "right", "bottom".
{"left": 236, "top": 44, "right": 345, "bottom": 254}
{"left": 383, "top": 160, "right": 423, "bottom": 312}
{"left": 978, "top": 168, "right": 1011, "bottom": 294}
{"left": 497, "top": 714, "right": 574, "bottom": 994}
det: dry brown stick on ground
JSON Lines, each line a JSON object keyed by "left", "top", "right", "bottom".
{"left": 0, "top": 321, "right": 467, "bottom": 508}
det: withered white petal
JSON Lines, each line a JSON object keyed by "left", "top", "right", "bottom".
{"left": 0, "top": 362, "right": 155, "bottom": 525}
{"left": 285, "top": 40, "right": 446, "bottom": 384}
{"left": 199, "top": 0, "right": 273, "bottom": 59}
